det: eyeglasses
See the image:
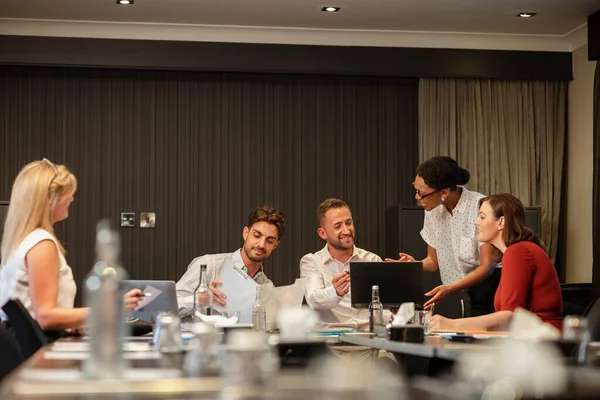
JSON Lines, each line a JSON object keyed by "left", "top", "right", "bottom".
{"left": 412, "top": 182, "right": 438, "bottom": 200}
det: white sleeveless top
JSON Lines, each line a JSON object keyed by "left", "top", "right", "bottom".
{"left": 0, "top": 229, "right": 77, "bottom": 321}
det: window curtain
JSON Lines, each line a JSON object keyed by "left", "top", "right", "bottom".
{"left": 418, "top": 78, "right": 568, "bottom": 262}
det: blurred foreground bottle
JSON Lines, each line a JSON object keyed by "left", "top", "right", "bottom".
{"left": 83, "top": 220, "right": 129, "bottom": 379}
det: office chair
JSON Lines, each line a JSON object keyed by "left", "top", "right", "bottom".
{"left": 586, "top": 298, "right": 600, "bottom": 342}
{"left": 0, "top": 323, "right": 23, "bottom": 381}
{"left": 1, "top": 299, "right": 50, "bottom": 360}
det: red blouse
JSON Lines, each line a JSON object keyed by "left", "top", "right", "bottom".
{"left": 494, "top": 241, "right": 563, "bottom": 330}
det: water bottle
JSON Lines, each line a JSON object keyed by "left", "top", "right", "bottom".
{"left": 193, "top": 264, "right": 212, "bottom": 321}
{"left": 83, "top": 220, "right": 129, "bottom": 379}
{"left": 252, "top": 285, "right": 267, "bottom": 332}
{"left": 369, "top": 285, "right": 383, "bottom": 333}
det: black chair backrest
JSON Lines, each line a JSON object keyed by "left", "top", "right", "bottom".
{"left": 2, "top": 299, "right": 49, "bottom": 359}
{"left": 586, "top": 298, "right": 600, "bottom": 341}
{"left": 0, "top": 323, "right": 23, "bottom": 381}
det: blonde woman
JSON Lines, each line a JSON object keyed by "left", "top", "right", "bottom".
{"left": 0, "top": 159, "right": 141, "bottom": 333}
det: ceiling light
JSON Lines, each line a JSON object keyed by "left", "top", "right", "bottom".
{"left": 117, "top": 0, "right": 133, "bottom": 4}
{"left": 322, "top": 6, "right": 340, "bottom": 12}
{"left": 517, "top": 12, "right": 536, "bottom": 18}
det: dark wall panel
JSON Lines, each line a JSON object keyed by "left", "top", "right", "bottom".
{"left": 0, "top": 35, "right": 573, "bottom": 81}
{"left": 0, "top": 66, "right": 418, "bottom": 305}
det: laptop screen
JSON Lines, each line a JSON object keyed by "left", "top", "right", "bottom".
{"left": 349, "top": 261, "right": 424, "bottom": 308}
{"left": 123, "top": 280, "right": 178, "bottom": 323}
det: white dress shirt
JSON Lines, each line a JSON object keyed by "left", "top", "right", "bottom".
{"left": 300, "top": 244, "right": 390, "bottom": 331}
{"left": 176, "top": 248, "right": 271, "bottom": 318}
{"left": 420, "top": 187, "right": 492, "bottom": 285}
{"left": 0, "top": 229, "right": 77, "bottom": 321}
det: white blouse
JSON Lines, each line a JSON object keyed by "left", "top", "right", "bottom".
{"left": 0, "top": 229, "right": 77, "bottom": 321}
{"left": 420, "top": 187, "right": 490, "bottom": 285}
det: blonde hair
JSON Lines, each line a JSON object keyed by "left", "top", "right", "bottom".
{"left": 1, "top": 160, "right": 77, "bottom": 261}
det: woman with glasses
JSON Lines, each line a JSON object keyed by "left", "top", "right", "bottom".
{"left": 0, "top": 159, "right": 142, "bottom": 337}
{"left": 390, "top": 156, "right": 499, "bottom": 316}
{"left": 429, "top": 194, "right": 562, "bottom": 331}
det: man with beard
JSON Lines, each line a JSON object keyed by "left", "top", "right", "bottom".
{"left": 176, "top": 206, "right": 285, "bottom": 319}
{"left": 300, "top": 198, "right": 389, "bottom": 331}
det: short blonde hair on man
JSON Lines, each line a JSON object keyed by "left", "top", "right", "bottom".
{"left": 1, "top": 159, "right": 77, "bottom": 261}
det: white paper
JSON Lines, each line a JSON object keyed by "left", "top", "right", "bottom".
{"left": 19, "top": 368, "right": 181, "bottom": 382}
{"left": 44, "top": 351, "right": 161, "bottom": 360}
{"left": 51, "top": 342, "right": 152, "bottom": 353}
{"left": 134, "top": 285, "right": 164, "bottom": 311}
{"left": 212, "top": 260, "right": 258, "bottom": 323}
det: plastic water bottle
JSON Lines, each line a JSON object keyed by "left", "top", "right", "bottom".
{"left": 83, "top": 220, "right": 129, "bottom": 379}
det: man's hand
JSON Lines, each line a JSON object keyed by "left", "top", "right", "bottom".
{"left": 424, "top": 284, "right": 452, "bottom": 309}
{"left": 209, "top": 280, "right": 227, "bottom": 307}
{"left": 384, "top": 252, "right": 416, "bottom": 262}
{"left": 123, "top": 288, "right": 143, "bottom": 313}
{"left": 332, "top": 270, "right": 350, "bottom": 297}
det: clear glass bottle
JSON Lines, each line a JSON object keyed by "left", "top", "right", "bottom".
{"left": 193, "top": 265, "right": 212, "bottom": 321}
{"left": 369, "top": 285, "right": 383, "bottom": 333}
{"left": 83, "top": 220, "right": 128, "bottom": 379}
{"left": 252, "top": 285, "right": 267, "bottom": 332}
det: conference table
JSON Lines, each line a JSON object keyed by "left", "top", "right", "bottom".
{"left": 340, "top": 333, "right": 495, "bottom": 361}
{"left": 6, "top": 331, "right": 600, "bottom": 399}
{"left": 0, "top": 333, "right": 377, "bottom": 400}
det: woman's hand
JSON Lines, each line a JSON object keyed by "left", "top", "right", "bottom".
{"left": 424, "top": 284, "right": 452, "bottom": 309}
{"left": 384, "top": 252, "right": 416, "bottom": 262}
{"left": 123, "top": 288, "right": 143, "bottom": 313}
{"left": 428, "top": 314, "right": 458, "bottom": 332}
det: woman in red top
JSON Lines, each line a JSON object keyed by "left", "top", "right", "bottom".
{"left": 429, "top": 193, "right": 562, "bottom": 331}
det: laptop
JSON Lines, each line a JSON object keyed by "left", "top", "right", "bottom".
{"left": 349, "top": 261, "right": 424, "bottom": 308}
{"left": 123, "top": 280, "right": 178, "bottom": 323}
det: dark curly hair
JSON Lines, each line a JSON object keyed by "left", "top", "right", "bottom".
{"left": 416, "top": 156, "right": 470, "bottom": 191}
{"left": 248, "top": 206, "right": 286, "bottom": 239}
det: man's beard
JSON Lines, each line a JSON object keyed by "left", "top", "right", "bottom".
{"left": 243, "top": 244, "right": 269, "bottom": 263}
{"left": 329, "top": 234, "right": 354, "bottom": 251}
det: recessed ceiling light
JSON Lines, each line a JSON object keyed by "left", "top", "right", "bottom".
{"left": 322, "top": 6, "right": 340, "bottom": 12}
{"left": 517, "top": 12, "right": 536, "bottom": 18}
{"left": 117, "top": 0, "right": 133, "bottom": 4}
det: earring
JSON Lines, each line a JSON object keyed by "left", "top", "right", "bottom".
{"left": 442, "top": 197, "right": 446, "bottom": 202}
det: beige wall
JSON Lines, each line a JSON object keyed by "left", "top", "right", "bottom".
{"left": 566, "top": 44, "right": 596, "bottom": 283}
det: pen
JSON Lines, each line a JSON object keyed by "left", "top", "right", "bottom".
{"left": 136, "top": 293, "right": 152, "bottom": 297}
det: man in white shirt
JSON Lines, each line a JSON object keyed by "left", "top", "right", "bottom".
{"left": 176, "top": 206, "right": 285, "bottom": 319}
{"left": 300, "top": 198, "right": 390, "bottom": 331}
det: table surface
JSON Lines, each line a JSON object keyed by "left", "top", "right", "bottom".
{"left": 5, "top": 334, "right": 600, "bottom": 400}
{"left": 339, "top": 333, "right": 498, "bottom": 360}
{"left": 0, "top": 333, "right": 349, "bottom": 400}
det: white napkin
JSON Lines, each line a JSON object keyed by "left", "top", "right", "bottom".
{"left": 277, "top": 306, "right": 318, "bottom": 340}
{"left": 195, "top": 313, "right": 238, "bottom": 327}
{"left": 263, "top": 279, "right": 306, "bottom": 331}
{"left": 455, "top": 308, "right": 566, "bottom": 397}
{"left": 508, "top": 308, "right": 561, "bottom": 340}
{"left": 391, "top": 302, "right": 415, "bottom": 327}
